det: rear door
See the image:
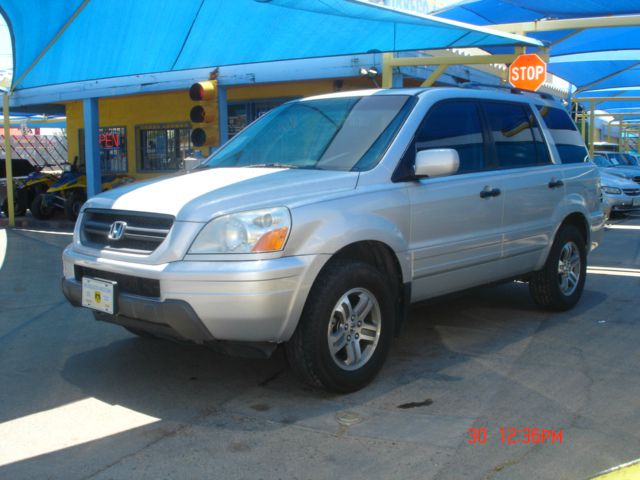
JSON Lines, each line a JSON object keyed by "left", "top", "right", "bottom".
{"left": 479, "top": 100, "right": 565, "bottom": 276}
{"left": 407, "top": 100, "right": 506, "bottom": 301}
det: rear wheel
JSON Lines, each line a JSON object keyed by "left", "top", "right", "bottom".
{"left": 1, "top": 193, "right": 27, "bottom": 217}
{"left": 529, "top": 225, "right": 586, "bottom": 311}
{"left": 64, "top": 190, "right": 86, "bottom": 221}
{"left": 285, "top": 261, "right": 395, "bottom": 393}
{"left": 30, "top": 193, "right": 55, "bottom": 220}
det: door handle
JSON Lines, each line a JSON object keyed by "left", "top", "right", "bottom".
{"left": 548, "top": 178, "right": 564, "bottom": 189}
{"left": 480, "top": 186, "right": 501, "bottom": 198}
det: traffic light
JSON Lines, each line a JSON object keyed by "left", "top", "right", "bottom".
{"left": 189, "top": 80, "right": 220, "bottom": 147}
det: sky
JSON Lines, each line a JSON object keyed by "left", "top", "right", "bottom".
{"left": 0, "top": 15, "right": 12, "bottom": 86}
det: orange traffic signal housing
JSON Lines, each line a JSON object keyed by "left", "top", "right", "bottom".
{"left": 189, "top": 80, "right": 219, "bottom": 147}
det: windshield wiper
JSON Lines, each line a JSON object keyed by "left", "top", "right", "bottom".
{"left": 245, "top": 163, "right": 303, "bottom": 169}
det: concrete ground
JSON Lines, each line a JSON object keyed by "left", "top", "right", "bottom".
{"left": 0, "top": 212, "right": 639, "bottom": 480}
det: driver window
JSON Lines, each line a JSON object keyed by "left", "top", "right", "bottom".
{"left": 416, "top": 101, "right": 485, "bottom": 174}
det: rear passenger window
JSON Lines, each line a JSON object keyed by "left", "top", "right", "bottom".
{"left": 416, "top": 101, "right": 485, "bottom": 174}
{"left": 483, "top": 102, "right": 550, "bottom": 168}
{"left": 536, "top": 106, "right": 588, "bottom": 164}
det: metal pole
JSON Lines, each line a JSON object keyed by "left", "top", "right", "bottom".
{"left": 82, "top": 98, "right": 101, "bottom": 198}
{"left": 3, "top": 93, "right": 15, "bottom": 226}
{"left": 588, "top": 101, "right": 595, "bottom": 158}
{"left": 618, "top": 116, "right": 623, "bottom": 151}
{"left": 607, "top": 121, "right": 612, "bottom": 143}
{"left": 382, "top": 52, "right": 394, "bottom": 88}
{"left": 217, "top": 86, "right": 229, "bottom": 146}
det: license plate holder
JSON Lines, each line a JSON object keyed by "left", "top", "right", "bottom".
{"left": 633, "top": 198, "right": 640, "bottom": 207}
{"left": 82, "top": 277, "right": 118, "bottom": 314}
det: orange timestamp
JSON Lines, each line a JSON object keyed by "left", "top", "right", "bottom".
{"left": 468, "top": 427, "right": 563, "bottom": 445}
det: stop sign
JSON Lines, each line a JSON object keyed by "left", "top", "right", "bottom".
{"left": 508, "top": 54, "right": 547, "bottom": 91}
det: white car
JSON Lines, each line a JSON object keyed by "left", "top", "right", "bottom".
{"left": 599, "top": 169, "right": 640, "bottom": 217}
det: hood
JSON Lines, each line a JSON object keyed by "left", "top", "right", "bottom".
{"left": 83, "top": 167, "right": 359, "bottom": 222}
{"left": 600, "top": 170, "right": 640, "bottom": 188}
{"left": 602, "top": 165, "right": 640, "bottom": 179}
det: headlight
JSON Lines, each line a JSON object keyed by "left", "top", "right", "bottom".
{"left": 189, "top": 207, "right": 291, "bottom": 254}
{"left": 601, "top": 186, "right": 622, "bottom": 195}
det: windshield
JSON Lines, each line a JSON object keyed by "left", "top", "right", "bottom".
{"left": 203, "top": 95, "right": 412, "bottom": 171}
{"left": 607, "top": 152, "right": 627, "bottom": 166}
{"left": 592, "top": 155, "right": 612, "bottom": 167}
{"left": 622, "top": 153, "right": 639, "bottom": 166}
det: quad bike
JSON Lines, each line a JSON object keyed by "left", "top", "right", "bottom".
{"left": 1, "top": 168, "right": 59, "bottom": 217}
{"left": 31, "top": 162, "right": 134, "bottom": 221}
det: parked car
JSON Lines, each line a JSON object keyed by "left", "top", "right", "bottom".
{"left": 593, "top": 151, "right": 640, "bottom": 183}
{"left": 598, "top": 168, "right": 640, "bottom": 217}
{"left": 61, "top": 87, "right": 605, "bottom": 392}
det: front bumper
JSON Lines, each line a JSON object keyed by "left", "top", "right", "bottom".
{"left": 603, "top": 194, "right": 640, "bottom": 212}
{"left": 62, "top": 247, "right": 328, "bottom": 344}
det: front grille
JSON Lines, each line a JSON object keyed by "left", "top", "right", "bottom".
{"left": 633, "top": 176, "right": 640, "bottom": 184}
{"left": 623, "top": 188, "right": 640, "bottom": 196}
{"left": 75, "top": 266, "right": 160, "bottom": 298}
{"left": 81, "top": 209, "right": 174, "bottom": 253}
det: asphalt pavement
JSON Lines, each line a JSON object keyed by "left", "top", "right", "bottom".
{"left": 0, "top": 213, "right": 639, "bottom": 480}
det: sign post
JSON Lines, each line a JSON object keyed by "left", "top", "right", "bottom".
{"left": 508, "top": 54, "right": 547, "bottom": 92}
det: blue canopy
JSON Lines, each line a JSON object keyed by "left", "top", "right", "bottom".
{"left": 1, "top": 0, "right": 541, "bottom": 91}
{"left": 435, "top": 0, "right": 640, "bottom": 93}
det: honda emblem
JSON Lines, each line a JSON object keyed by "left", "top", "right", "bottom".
{"left": 108, "top": 221, "right": 127, "bottom": 241}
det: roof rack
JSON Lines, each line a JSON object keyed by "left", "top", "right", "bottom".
{"left": 459, "top": 82, "right": 555, "bottom": 101}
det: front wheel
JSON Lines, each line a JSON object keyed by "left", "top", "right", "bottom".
{"left": 64, "top": 191, "right": 86, "bottom": 221}
{"left": 285, "top": 261, "right": 395, "bottom": 393}
{"left": 529, "top": 225, "right": 587, "bottom": 311}
{"left": 30, "top": 193, "right": 55, "bottom": 220}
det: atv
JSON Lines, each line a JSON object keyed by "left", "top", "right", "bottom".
{"left": 31, "top": 162, "right": 134, "bottom": 221}
{"left": 1, "top": 168, "right": 59, "bottom": 217}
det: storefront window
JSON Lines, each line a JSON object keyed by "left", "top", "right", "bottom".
{"left": 227, "top": 99, "right": 294, "bottom": 138}
{"left": 138, "top": 123, "right": 191, "bottom": 171}
{"left": 79, "top": 126, "right": 128, "bottom": 173}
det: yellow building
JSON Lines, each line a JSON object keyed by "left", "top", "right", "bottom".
{"left": 64, "top": 77, "right": 379, "bottom": 179}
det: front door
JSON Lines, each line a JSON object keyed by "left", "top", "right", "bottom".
{"left": 408, "top": 100, "right": 504, "bottom": 301}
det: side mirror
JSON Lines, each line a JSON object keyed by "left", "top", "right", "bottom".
{"left": 414, "top": 148, "right": 459, "bottom": 178}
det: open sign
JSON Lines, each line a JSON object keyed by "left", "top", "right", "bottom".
{"left": 99, "top": 133, "right": 121, "bottom": 148}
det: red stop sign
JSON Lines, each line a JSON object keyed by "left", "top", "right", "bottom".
{"left": 508, "top": 54, "right": 547, "bottom": 91}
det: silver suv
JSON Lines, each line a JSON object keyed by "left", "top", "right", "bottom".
{"left": 62, "top": 87, "right": 605, "bottom": 392}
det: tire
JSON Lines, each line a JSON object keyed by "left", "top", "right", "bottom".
{"left": 2, "top": 194, "right": 27, "bottom": 217}
{"left": 285, "top": 260, "right": 395, "bottom": 393}
{"left": 15, "top": 189, "right": 29, "bottom": 216}
{"left": 124, "top": 327, "right": 157, "bottom": 339}
{"left": 30, "top": 193, "right": 55, "bottom": 220}
{"left": 529, "top": 225, "right": 587, "bottom": 311}
{"left": 64, "top": 191, "right": 86, "bottom": 221}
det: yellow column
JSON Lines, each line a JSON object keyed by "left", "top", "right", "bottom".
{"left": 382, "top": 53, "right": 394, "bottom": 89}
{"left": 3, "top": 93, "right": 15, "bottom": 227}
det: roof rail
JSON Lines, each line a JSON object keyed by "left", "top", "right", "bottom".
{"left": 459, "top": 82, "right": 555, "bottom": 101}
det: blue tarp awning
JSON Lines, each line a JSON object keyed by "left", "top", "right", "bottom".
{"left": 434, "top": 0, "right": 640, "bottom": 94}
{"left": 0, "top": 0, "right": 541, "bottom": 91}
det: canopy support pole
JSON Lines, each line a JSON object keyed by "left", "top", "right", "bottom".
{"left": 82, "top": 98, "right": 101, "bottom": 198}
{"left": 3, "top": 93, "right": 15, "bottom": 226}
{"left": 588, "top": 101, "right": 595, "bottom": 157}
{"left": 382, "top": 53, "right": 394, "bottom": 88}
{"left": 421, "top": 64, "right": 447, "bottom": 87}
{"left": 217, "top": 86, "right": 229, "bottom": 146}
{"left": 617, "top": 117, "right": 622, "bottom": 151}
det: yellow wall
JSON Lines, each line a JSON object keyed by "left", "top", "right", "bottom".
{"left": 64, "top": 77, "right": 376, "bottom": 178}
